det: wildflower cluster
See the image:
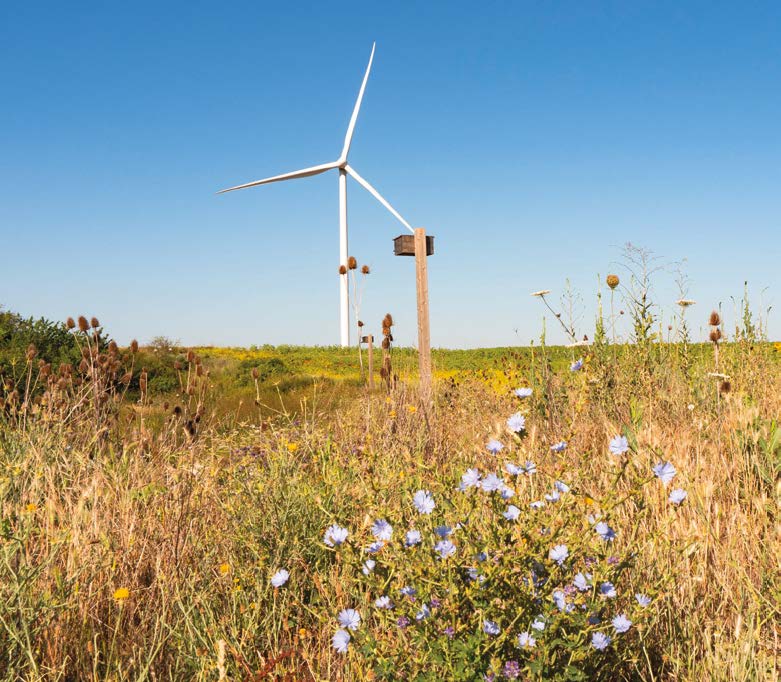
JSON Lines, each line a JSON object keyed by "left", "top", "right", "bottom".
{"left": 312, "top": 404, "right": 681, "bottom": 680}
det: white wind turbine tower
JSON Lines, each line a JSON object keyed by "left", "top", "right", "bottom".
{"left": 218, "top": 43, "right": 414, "bottom": 347}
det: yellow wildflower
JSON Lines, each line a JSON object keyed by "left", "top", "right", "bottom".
{"left": 219, "top": 563, "right": 231, "bottom": 576}
{"left": 113, "top": 587, "right": 130, "bottom": 603}
{"left": 389, "top": 410, "right": 397, "bottom": 418}
{"left": 406, "top": 405, "right": 417, "bottom": 414}
{"left": 286, "top": 442, "right": 299, "bottom": 453}
{"left": 24, "top": 503, "right": 38, "bottom": 513}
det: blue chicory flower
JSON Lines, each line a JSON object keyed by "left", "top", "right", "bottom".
{"left": 599, "top": 582, "right": 617, "bottom": 598}
{"left": 413, "top": 490, "right": 435, "bottom": 514}
{"left": 323, "top": 523, "right": 349, "bottom": 547}
{"left": 653, "top": 461, "right": 677, "bottom": 485}
{"left": 635, "top": 593, "right": 652, "bottom": 607}
{"left": 405, "top": 529, "right": 422, "bottom": 547}
{"left": 338, "top": 609, "right": 361, "bottom": 630}
{"left": 503, "top": 505, "right": 521, "bottom": 521}
{"left": 483, "top": 620, "right": 500, "bottom": 635}
{"left": 612, "top": 614, "right": 632, "bottom": 633}
{"left": 270, "top": 569, "right": 289, "bottom": 587}
{"left": 507, "top": 412, "right": 526, "bottom": 433}
{"left": 595, "top": 521, "right": 616, "bottom": 541}
{"left": 487, "top": 439, "right": 504, "bottom": 455}
{"left": 609, "top": 435, "right": 629, "bottom": 455}
{"left": 372, "top": 519, "right": 393, "bottom": 541}
{"left": 332, "top": 629, "right": 350, "bottom": 653}
{"left": 435, "top": 540, "right": 456, "bottom": 559}
{"left": 549, "top": 544, "right": 569, "bottom": 565}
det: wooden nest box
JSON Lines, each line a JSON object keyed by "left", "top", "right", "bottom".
{"left": 393, "top": 234, "right": 434, "bottom": 257}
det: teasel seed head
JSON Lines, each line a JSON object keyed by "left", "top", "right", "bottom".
{"left": 709, "top": 328, "right": 722, "bottom": 343}
{"left": 357, "top": 320, "right": 364, "bottom": 327}
{"left": 606, "top": 274, "right": 620, "bottom": 290}
{"left": 382, "top": 313, "right": 394, "bottom": 328}
{"left": 79, "top": 359, "right": 89, "bottom": 373}
{"left": 66, "top": 317, "right": 76, "bottom": 330}
{"left": 130, "top": 339, "right": 139, "bottom": 353}
{"left": 338, "top": 264, "right": 347, "bottom": 275}
{"left": 78, "top": 316, "right": 89, "bottom": 332}
{"left": 347, "top": 256, "right": 357, "bottom": 270}
{"left": 709, "top": 311, "right": 721, "bottom": 326}
{"left": 26, "top": 344, "right": 37, "bottom": 361}
{"left": 108, "top": 340, "right": 118, "bottom": 355}
{"left": 719, "top": 380, "right": 731, "bottom": 394}
{"left": 381, "top": 337, "right": 390, "bottom": 350}
{"left": 361, "top": 264, "right": 370, "bottom": 275}
{"left": 120, "top": 371, "right": 132, "bottom": 384}
{"left": 251, "top": 367, "right": 259, "bottom": 380}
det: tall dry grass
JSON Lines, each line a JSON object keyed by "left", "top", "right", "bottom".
{"left": 0, "top": 324, "right": 779, "bottom": 679}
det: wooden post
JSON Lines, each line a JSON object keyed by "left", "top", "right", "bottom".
{"left": 414, "top": 228, "right": 432, "bottom": 403}
{"left": 364, "top": 335, "right": 375, "bottom": 389}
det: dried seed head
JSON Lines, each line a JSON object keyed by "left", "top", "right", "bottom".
{"left": 338, "top": 264, "right": 347, "bottom": 275}
{"left": 606, "top": 274, "right": 620, "bottom": 290}
{"left": 357, "top": 320, "right": 364, "bottom": 327}
{"left": 382, "top": 314, "right": 394, "bottom": 328}
{"left": 381, "top": 337, "right": 390, "bottom": 350}
{"left": 709, "top": 311, "right": 721, "bottom": 326}
{"left": 120, "top": 371, "right": 132, "bottom": 384}
{"left": 710, "top": 328, "right": 722, "bottom": 343}
{"left": 130, "top": 339, "right": 139, "bottom": 353}
{"left": 361, "top": 264, "right": 370, "bottom": 275}
{"left": 90, "top": 317, "right": 100, "bottom": 329}
{"left": 719, "top": 380, "right": 731, "bottom": 394}
{"left": 79, "top": 359, "right": 89, "bottom": 373}
{"left": 251, "top": 367, "right": 259, "bottom": 380}
{"left": 66, "top": 317, "right": 76, "bottom": 330}
{"left": 347, "top": 256, "right": 357, "bottom": 270}
{"left": 108, "top": 340, "right": 118, "bottom": 354}
{"left": 26, "top": 345, "right": 37, "bottom": 361}
{"left": 173, "top": 405, "right": 183, "bottom": 416}
{"left": 78, "top": 316, "right": 89, "bottom": 332}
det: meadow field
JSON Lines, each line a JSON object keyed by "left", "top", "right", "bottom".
{"left": 0, "top": 303, "right": 779, "bottom": 680}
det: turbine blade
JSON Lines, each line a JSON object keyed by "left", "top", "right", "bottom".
{"left": 217, "top": 160, "right": 340, "bottom": 194}
{"left": 340, "top": 43, "right": 375, "bottom": 160}
{"left": 345, "top": 164, "right": 414, "bottom": 233}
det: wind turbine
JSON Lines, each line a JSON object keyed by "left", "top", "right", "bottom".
{"left": 218, "top": 43, "right": 414, "bottom": 347}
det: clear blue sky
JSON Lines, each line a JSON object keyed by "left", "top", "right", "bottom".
{"left": 1, "top": 1, "right": 778, "bottom": 347}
